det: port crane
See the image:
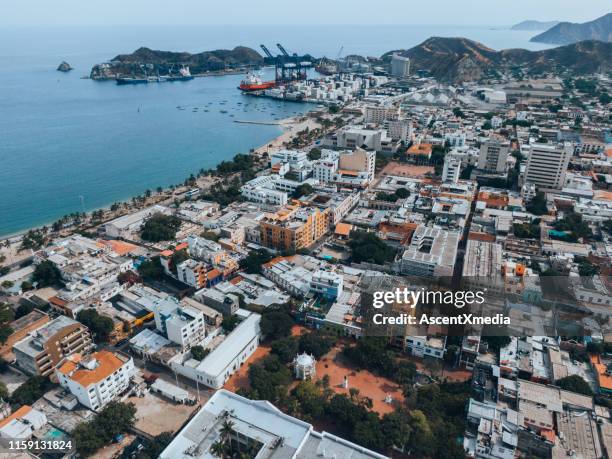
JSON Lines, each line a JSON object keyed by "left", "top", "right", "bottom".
{"left": 259, "top": 42, "right": 313, "bottom": 83}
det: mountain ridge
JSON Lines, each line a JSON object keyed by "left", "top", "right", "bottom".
{"left": 385, "top": 37, "right": 612, "bottom": 83}
{"left": 90, "top": 46, "right": 263, "bottom": 79}
{"left": 530, "top": 13, "right": 612, "bottom": 44}
{"left": 511, "top": 20, "right": 560, "bottom": 31}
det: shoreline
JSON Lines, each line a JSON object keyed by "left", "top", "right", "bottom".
{"left": 0, "top": 111, "right": 321, "bottom": 247}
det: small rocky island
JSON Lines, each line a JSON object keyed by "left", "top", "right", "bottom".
{"left": 57, "top": 61, "right": 73, "bottom": 72}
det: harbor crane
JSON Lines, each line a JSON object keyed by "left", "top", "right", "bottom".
{"left": 259, "top": 42, "right": 313, "bottom": 83}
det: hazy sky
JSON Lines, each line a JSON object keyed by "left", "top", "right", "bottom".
{"left": 2, "top": 0, "right": 609, "bottom": 26}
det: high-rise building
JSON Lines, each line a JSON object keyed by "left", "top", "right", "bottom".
{"left": 442, "top": 155, "right": 462, "bottom": 183}
{"left": 478, "top": 136, "right": 510, "bottom": 173}
{"left": 364, "top": 105, "right": 400, "bottom": 124}
{"left": 390, "top": 54, "right": 411, "bottom": 78}
{"left": 260, "top": 205, "right": 331, "bottom": 251}
{"left": 13, "top": 316, "right": 93, "bottom": 377}
{"left": 524, "top": 142, "right": 572, "bottom": 190}
{"left": 55, "top": 350, "right": 135, "bottom": 411}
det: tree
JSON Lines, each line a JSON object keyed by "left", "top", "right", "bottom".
{"left": 20, "top": 230, "right": 45, "bottom": 251}
{"left": 241, "top": 249, "right": 273, "bottom": 274}
{"left": 308, "top": 148, "right": 322, "bottom": 160}
{"left": 32, "top": 260, "right": 63, "bottom": 287}
{"left": 299, "top": 331, "right": 335, "bottom": 359}
{"left": 0, "top": 303, "right": 14, "bottom": 325}
{"left": 260, "top": 308, "right": 293, "bottom": 341}
{"left": 221, "top": 315, "right": 240, "bottom": 333}
{"left": 76, "top": 309, "right": 114, "bottom": 343}
{"left": 270, "top": 336, "right": 299, "bottom": 363}
{"left": 191, "top": 345, "right": 209, "bottom": 361}
{"left": 140, "top": 213, "right": 182, "bottom": 242}
{"left": 248, "top": 355, "right": 292, "bottom": 401}
{"left": 556, "top": 375, "right": 594, "bottom": 396}
{"left": 348, "top": 231, "right": 395, "bottom": 265}
{"left": 137, "top": 256, "right": 164, "bottom": 280}
{"left": 0, "top": 381, "right": 9, "bottom": 403}
{"left": 394, "top": 187, "right": 410, "bottom": 199}
{"left": 10, "top": 376, "right": 54, "bottom": 406}
{"left": 292, "top": 184, "right": 314, "bottom": 199}
{"left": 555, "top": 211, "right": 592, "bottom": 240}
{"left": 526, "top": 192, "right": 547, "bottom": 215}
{"left": 73, "top": 402, "right": 137, "bottom": 457}
{"left": 0, "top": 326, "right": 12, "bottom": 345}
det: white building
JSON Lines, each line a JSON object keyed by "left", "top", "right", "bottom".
{"left": 333, "top": 148, "right": 376, "bottom": 188}
{"left": 400, "top": 226, "right": 460, "bottom": 278}
{"left": 55, "top": 350, "right": 135, "bottom": 411}
{"left": 478, "top": 136, "right": 510, "bottom": 173}
{"left": 270, "top": 149, "right": 309, "bottom": 168}
{"left": 103, "top": 205, "right": 171, "bottom": 239}
{"left": 387, "top": 119, "right": 412, "bottom": 141}
{"left": 405, "top": 336, "right": 446, "bottom": 359}
{"left": 312, "top": 158, "right": 338, "bottom": 183}
{"left": 171, "top": 312, "right": 260, "bottom": 389}
{"left": 524, "top": 142, "right": 572, "bottom": 191}
{"left": 240, "top": 175, "right": 288, "bottom": 206}
{"left": 160, "top": 389, "right": 389, "bottom": 459}
{"left": 176, "top": 259, "right": 211, "bottom": 289}
{"left": 294, "top": 353, "right": 316, "bottom": 380}
{"left": 390, "top": 54, "right": 410, "bottom": 78}
{"left": 0, "top": 406, "right": 47, "bottom": 440}
{"left": 150, "top": 297, "right": 206, "bottom": 351}
{"left": 442, "top": 155, "right": 462, "bottom": 183}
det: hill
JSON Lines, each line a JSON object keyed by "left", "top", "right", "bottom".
{"left": 530, "top": 13, "right": 612, "bottom": 44}
{"left": 90, "top": 46, "right": 263, "bottom": 79}
{"left": 384, "top": 37, "right": 612, "bottom": 83}
{"left": 511, "top": 20, "right": 560, "bottom": 31}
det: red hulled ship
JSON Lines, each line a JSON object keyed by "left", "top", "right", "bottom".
{"left": 238, "top": 72, "right": 276, "bottom": 91}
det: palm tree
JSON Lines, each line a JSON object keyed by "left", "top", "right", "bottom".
{"left": 220, "top": 419, "right": 235, "bottom": 441}
{"left": 210, "top": 440, "right": 226, "bottom": 458}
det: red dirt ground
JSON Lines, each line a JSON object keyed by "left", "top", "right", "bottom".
{"left": 223, "top": 345, "right": 271, "bottom": 392}
{"left": 315, "top": 346, "right": 404, "bottom": 415}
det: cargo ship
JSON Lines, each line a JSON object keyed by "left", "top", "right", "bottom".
{"left": 238, "top": 72, "right": 276, "bottom": 91}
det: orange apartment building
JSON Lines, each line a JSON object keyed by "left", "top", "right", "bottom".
{"left": 259, "top": 205, "right": 331, "bottom": 252}
{"left": 12, "top": 315, "right": 93, "bottom": 377}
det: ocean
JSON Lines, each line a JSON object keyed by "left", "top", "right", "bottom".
{"left": 0, "top": 24, "right": 551, "bottom": 237}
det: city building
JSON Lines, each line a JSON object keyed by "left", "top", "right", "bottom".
{"left": 294, "top": 353, "right": 316, "bottom": 380}
{"left": 260, "top": 205, "right": 331, "bottom": 252}
{"left": 524, "top": 142, "right": 572, "bottom": 191}
{"left": 171, "top": 313, "right": 260, "bottom": 389}
{"left": 160, "top": 389, "right": 389, "bottom": 459}
{"left": 309, "top": 270, "right": 344, "bottom": 301}
{"left": 176, "top": 259, "right": 222, "bottom": 289}
{"left": 0, "top": 309, "right": 50, "bottom": 356}
{"left": 405, "top": 336, "right": 446, "bottom": 359}
{"left": 0, "top": 406, "right": 47, "bottom": 440}
{"left": 442, "top": 154, "right": 462, "bottom": 183}
{"left": 55, "top": 350, "right": 135, "bottom": 411}
{"left": 13, "top": 316, "right": 93, "bottom": 377}
{"left": 333, "top": 148, "right": 376, "bottom": 188}
{"left": 150, "top": 296, "right": 207, "bottom": 351}
{"left": 364, "top": 105, "right": 400, "bottom": 124}
{"left": 103, "top": 205, "right": 171, "bottom": 239}
{"left": 399, "top": 226, "right": 460, "bottom": 278}
{"left": 390, "top": 54, "right": 410, "bottom": 78}
{"left": 478, "top": 136, "right": 510, "bottom": 173}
